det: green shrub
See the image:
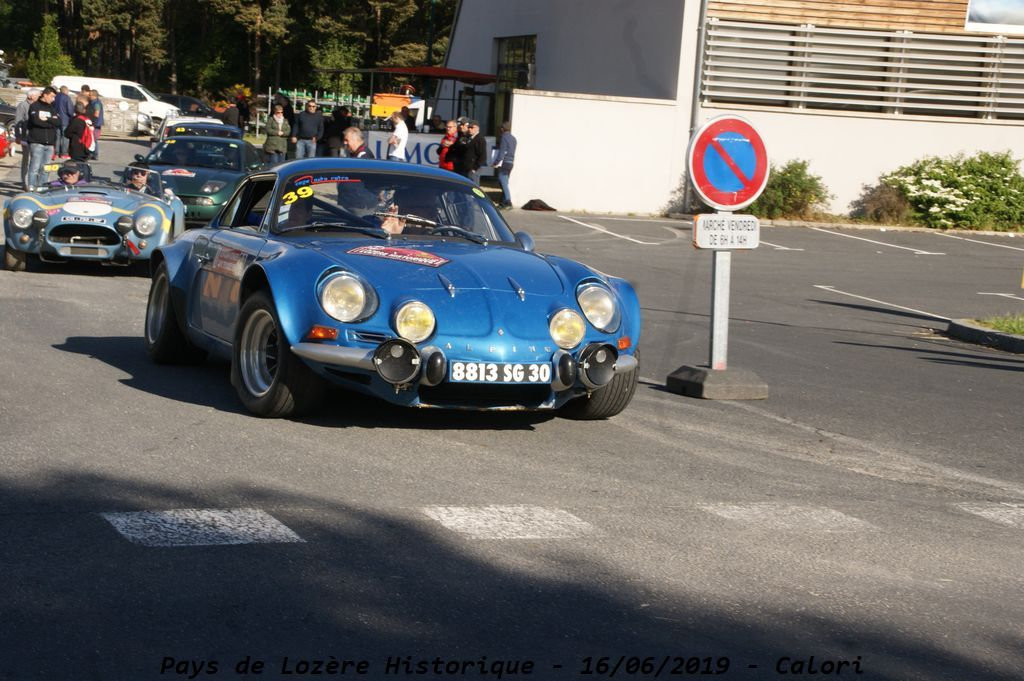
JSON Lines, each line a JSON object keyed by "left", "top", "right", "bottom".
{"left": 880, "top": 151, "right": 1024, "bottom": 230}
{"left": 748, "top": 160, "right": 832, "bottom": 220}
{"left": 850, "top": 183, "right": 913, "bottom": 224}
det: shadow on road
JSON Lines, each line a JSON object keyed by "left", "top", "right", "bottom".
{"left": 835, "top": 340, "right": 1024, "bottom": 372}
{"left": 53, "top": 335, "right": 554, "bottom": 430}
{"left": 1, "top": 471, "right": 1020, "bottom": 681}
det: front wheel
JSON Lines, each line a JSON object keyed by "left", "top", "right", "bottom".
{"left": 2, "top": 243, "right": 27, "bottom": 272}
{"left": 231, "top": 290, "right": 326, "bottom": 418}
{"left": 561, "top": 350, "right": 639, "bottom": 420}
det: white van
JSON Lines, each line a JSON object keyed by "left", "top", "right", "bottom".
{"left": 51, "top": 75, "right": 180, "bottom": 124}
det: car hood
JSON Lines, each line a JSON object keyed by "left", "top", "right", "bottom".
{"left": 157, "top": 167, "right": 241, "bottom": 195}
{"left": 311, "top": 239, "right": 566, "bottom": 296}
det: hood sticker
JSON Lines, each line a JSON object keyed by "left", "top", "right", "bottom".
{"left": 64, "top": 201, "right": 113, "bottom": 217}
{"left": 163, "top": 168, "right": 197, "bottom": 177}
{"left": 347, "top": 245, "right": 450, "bottom": 268}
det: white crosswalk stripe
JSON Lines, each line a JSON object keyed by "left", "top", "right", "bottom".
{"left": 956, "top": 503, "right": 1024, "bottom": 529}
{"left": 422, "top": 505, "right": 596, "bottom": 539}
{"left": 698, "top": 503, "right": 875, "bottom": 532}
{"left": 100, "top": 509, "right": 305, "bottom": 547}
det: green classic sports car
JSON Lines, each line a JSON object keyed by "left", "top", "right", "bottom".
{"left": 142, "top": 136, "right": 263, "bottom": 227}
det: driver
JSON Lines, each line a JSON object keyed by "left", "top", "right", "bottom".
{"left": 379, "top": 187, "right": 441, "bottom": 235}
{"left": 125, "top": 164, "right": 157, "bottom": 196}
{"left": 49, "top": 160, "right": 83, "bottom": 187}
{"left": 166, "top": 144, "right": 193, "bottom": 166}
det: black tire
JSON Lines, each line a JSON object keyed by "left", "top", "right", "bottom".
{"left": 144, "top": 262, "right": 207, "bottom": 364}
{"left": 230, "top": 290, "right": 326, "bottom": 418}
{"left": 2, "top": 244, "right": 27, "bottom": 272}
{"left": 561, "top": 349, "right": 640, "bottom": 420}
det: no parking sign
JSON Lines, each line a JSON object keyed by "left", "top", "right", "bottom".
{"left": 687, "top": 115, "right": 769, "bottom": 211}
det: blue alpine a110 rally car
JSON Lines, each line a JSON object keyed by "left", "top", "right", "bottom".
{"left": 2, "top": 165, "right": 185, "bottom": 271}
{"left": 144, "top": 159, "right": 641, "bottom": 418}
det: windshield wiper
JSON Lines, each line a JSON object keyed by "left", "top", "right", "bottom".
{"left": 372, "top": 212, "right": 487, "bottom": 244}
{"left": 276, "top": 221, "right": 389, "bottom": 238}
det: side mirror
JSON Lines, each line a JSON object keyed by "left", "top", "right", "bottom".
{"left": 515, "top": 231, "right": 535, "bottom": 252}
{"left": 134, "top": 154, "right": 145, "bottom": 162}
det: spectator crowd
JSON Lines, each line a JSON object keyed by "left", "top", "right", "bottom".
{"left": 13, "top": 84, "right": 103, "bottom": 191}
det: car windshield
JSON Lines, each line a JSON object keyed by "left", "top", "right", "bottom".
{"left": 273, "top": 171, "right": 515, "bottom": 242}
{"left": 147, "top": 139, "right": 242, "bottom": 171}
{"left": 167, "top": 124, "right": 242, "bottom": 139}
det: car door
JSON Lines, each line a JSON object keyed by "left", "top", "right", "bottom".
{"left": 194, "top": 175, "right": 277, "bottom": 342}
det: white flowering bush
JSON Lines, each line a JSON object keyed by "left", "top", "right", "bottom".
{"left": 880, "top": 152, "right": 1024, "bottom": 230}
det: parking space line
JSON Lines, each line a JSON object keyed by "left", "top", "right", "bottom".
{"left": 978, "top": 292, "right": 1024, "bottom": 302}
{"left": 422, "top": 505, "right": 595, "bottom": 539}
{"left": 559, "top": 215, "right": 660, "bottom": 245}
{"left": 935, "top": 232, "right": 1024, "bottom": 252}
{"left": 592, "top": 216, "right": 688, "bottom": 225}
{"left": 760, "top": 239, "right": 805, "bottom": 251}
{"left": 813, "top": 285, "right": 949, "bottom": 321}
{"left": 100, "top": 509, "right": 305, "bottom": 547}
{"left": 810, "top": 227, "right": 945, "bottom": 255}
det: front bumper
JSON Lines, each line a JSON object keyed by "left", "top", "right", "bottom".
{"left": 6, "top": 223, "right": 156, "bottom": 262}
{"left": 292, "top": 340, "right": 637, "bottom": 410}
{"left": 179, "top": 198, "right": 222, "bottom": 225}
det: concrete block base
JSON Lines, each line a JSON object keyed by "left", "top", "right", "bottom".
{"left": 666, "top": 365, "right": 769, "bottom": 400}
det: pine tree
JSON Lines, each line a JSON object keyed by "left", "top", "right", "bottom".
{"left": 26, "top": 13, "right": 79, "bottom": 86}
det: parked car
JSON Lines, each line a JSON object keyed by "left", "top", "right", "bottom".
{"left": 0, "top": 94, "right": 17, "bottom": 126}
{"left": 152, "top": 116, "right": 243, "bottom": 144}
{"left": 143, "top": 159, "right": 641, "bottom": 419}
{"left": 2, "top": 165, "right": 185, "bottom": 271}
{"left": 140, "top": 136, "right": 263, "bottom": 226}
{"left": 157, "top": 93, "right": 215, "bottom": 118}
{"left": 51, "top": 75, "right": 180, "bottom": 125}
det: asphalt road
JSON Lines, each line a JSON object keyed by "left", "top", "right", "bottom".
{"left": 1, "top": 140, "right": 1022, "bottom": 681}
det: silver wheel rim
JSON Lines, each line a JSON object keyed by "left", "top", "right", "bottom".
{"left": 146, "top": 274, "right": 168, "bottom": 345}
{"left": 239, "top": 309, "right": 279, "bottom": 398}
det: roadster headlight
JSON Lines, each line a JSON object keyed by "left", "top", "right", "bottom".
{"left": 134, "top": 213, "right": 158, "bottom": 237}
{"left": 201, "top": 181, "right": 226, "bottom": 194}
{"left": 320, "top": 272, "right": 375, "bottom": 322}
{"left": 549, "top": 308, "right": 586, "bottom": 349}
{"left": 577, "top": 284, "right": 619, "bottom": 332}
{"left": 12, "top": 207, "right": 33, "bottom": 229}
{"left": 394, "top": 301, "right": 435, "bottom": 343}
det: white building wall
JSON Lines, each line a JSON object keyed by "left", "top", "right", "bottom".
{"left": 445, "top": 0, "right": 685, "bottom": 99}
{"left": 508, "top": 90, "right": 679, "bottom": 213}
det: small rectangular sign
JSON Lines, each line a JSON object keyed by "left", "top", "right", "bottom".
{"left": 693, "top": 213, "right": 760, "bottom": 250}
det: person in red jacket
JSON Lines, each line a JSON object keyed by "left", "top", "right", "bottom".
{"left": 437, "top": 119, "right": 458, "bottom": 172}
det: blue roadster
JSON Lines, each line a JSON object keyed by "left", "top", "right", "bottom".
{"left": 2, "top": 166, "right": 185, "bottom": 271}
{"left": 144, "top": 159, "right": 641, "bottom": 418}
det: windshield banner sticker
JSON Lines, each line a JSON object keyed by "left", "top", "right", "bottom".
{"left": 347, "top": 245, "right": 450, "bottom": 268}
{"left": 292, "top": 174, "right": 362, "bottom": 187}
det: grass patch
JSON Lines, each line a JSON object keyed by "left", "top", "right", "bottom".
{"left": 976, "top": 313, "right": 1024, "bottom": 335}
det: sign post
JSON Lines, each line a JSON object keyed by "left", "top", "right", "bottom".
{"left": 667, "top": 115, "right": 770, "bottom": 400}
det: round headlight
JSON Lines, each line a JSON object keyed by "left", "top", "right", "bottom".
{"left": 134, "top": 214, "right": 158, "bottom": 237}
{"left": 549, "top": 308, "right": 586, "bottom": 349}
{"left": 201, "top": 181, "right": 226, "bottom": 194}
{"left": 577, "top": 285, "right": 619, "bottom": 332}
{"left": 394, "top": 301, "right": 435, "bottom": 343}
{"left": 320, "top": 273, "right": 369, "bottom": 322}
{"left": 12, "top": 207, "right": 33, "bottom": 229}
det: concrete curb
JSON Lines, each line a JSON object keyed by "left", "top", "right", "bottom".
{"left": 947, "top": 319, "right": 1024, "bottom": 354}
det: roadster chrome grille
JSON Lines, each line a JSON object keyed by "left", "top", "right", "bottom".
{"left": 49, "top": 224, "right": 120, "bottom": 246}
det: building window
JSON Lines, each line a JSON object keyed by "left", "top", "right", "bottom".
{"left": 495, "top": 35, "right": 536, "bottom": 130}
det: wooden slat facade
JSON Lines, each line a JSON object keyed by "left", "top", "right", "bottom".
{"left": 708, "top": 0, "right": 973, "bottom": 34}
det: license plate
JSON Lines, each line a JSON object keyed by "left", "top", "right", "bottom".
{"left": 60, "top": 246, "right": 104, "bottom": 256}
{"left": 449, "top": 361, "right": 552, "bottom": 384}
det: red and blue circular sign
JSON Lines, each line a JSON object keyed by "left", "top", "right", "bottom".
{"left": 687, "top": 115, "right": 769, "bottom": 211}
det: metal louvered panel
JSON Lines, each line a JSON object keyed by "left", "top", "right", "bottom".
{"left": 702, "top": 18, "right": 1024, "bottom": 119}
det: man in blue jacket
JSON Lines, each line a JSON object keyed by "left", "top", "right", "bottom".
{"left": 53, "top": 85, "right": 75, "bottom": 159}
{"left": 493, "top": 121, "right": 517, "bottom": 209}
